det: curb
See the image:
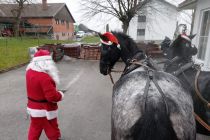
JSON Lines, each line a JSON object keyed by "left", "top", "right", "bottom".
{"left": 0, "top": 62, "right": 29, "bottom": 74}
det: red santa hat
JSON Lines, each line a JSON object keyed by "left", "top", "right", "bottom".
{"left": 100, "top": 32, "right": 121, "bottom": 49}
{"left": 33, "top": 49, "right": 52, "bottom": 61}
{"left": 181, "top": 34, "right": 191, "bottom": 42}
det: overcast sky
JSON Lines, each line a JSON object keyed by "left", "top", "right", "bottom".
{"left": 41, "top": 0, "right": 187, "bottom": 32}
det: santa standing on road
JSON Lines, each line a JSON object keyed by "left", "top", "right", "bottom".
{"left": 26, "top": 49, "right": 64, "bottom": 140}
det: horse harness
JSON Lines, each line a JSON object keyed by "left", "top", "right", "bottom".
{"left": 109, "top": 53, "right": 169, "bottom": 115}
{"left": 170, "top": 62, "right": 210, "bottom": 108}
{"left": 142, "top": 69, "right": 169, "bottom": 115}
{"left": 166, "top": 60, "right": 210, "bottom": 131}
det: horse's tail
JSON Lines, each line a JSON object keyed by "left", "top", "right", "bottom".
{"left": 131, "top": 106, "right": 178, "bottom": 140}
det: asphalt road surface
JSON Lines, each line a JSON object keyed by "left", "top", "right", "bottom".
{"left": 0, "top": 58, "right": 209, "bottom": 140}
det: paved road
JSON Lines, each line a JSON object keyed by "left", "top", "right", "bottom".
{"left": 0, "top": 58, "right": 118, "bottom": 140}
{"left": 0, "top": 58, "right": 209, "bottom": 140}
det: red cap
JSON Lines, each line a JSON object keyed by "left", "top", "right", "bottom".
{"left": 181, "top": 34, "right": 191, "bottom": 42}
{"left": 102, "top": 32, "right": 119, "bottom": 44}
{"left": 33, "top": 49, "right": 52, "bottom": 61}
{"left": 34, "top": 49, "right": 50, "bottom": 57}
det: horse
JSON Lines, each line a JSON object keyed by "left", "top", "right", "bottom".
{"left": 99, "top": 32, "right": 196, "bottom": 140}
{"left": 161, "top": 34, "right": 210, "bottom": 136}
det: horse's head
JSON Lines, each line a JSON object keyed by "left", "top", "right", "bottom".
{"left": 167, "top": 34, "right": 197, "bottom": 59}
{"left": 160, "top": 36, "right": 172, "bottom": 57}
{"left": 161, "top": 36, "right": 171, "bottom": 51}
{"left": 99, "top": 32, "right": 121, "bottom": 75}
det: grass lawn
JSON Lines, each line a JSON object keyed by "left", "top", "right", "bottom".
{"left": 81, "top": 36, "right": 100, "bottom": 44}
{"left": 0, "top": 36, "right": 99, "bottom": 71}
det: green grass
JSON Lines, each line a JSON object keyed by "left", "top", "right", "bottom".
{"left": 81, "top": 36, "right": 100, "bottom": 44}
{"left": 0, "top": 36, "right": 99, "bottom": 70}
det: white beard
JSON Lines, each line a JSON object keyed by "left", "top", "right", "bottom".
{"left": 26, "top": 59, "right": 60, "bottom": 85}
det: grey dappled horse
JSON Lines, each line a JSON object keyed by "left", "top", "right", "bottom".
{"left": 99, "top": 32, "right": 196, "bottom": 140}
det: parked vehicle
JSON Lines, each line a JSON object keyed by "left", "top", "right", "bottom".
{"left": 1, "top": 28, "right": 14, "bottom": 37}
{"left": 76, "top": 31, "right": 85, "bottom": 38}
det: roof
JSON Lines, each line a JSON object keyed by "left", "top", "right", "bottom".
{"left": 0, "top": 3, "right": 75, "bottom": 22}
{"left": 157, "top": 0, "right": 177, "bottom": 9}
{"left": 178, "top": 0, "right": 197, "bottom": 10}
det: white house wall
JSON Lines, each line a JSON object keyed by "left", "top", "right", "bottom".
{"left": 192, "top": 0, "right": 210, "bottom": 70}
{"left": 128, "top": 0, "right": 178, "bottom": 42}
{"left": 127, "top": 15, "right": 138, "bottom": 40}
{"left": 145, "top": 0, "right": 178, "bottom": 41}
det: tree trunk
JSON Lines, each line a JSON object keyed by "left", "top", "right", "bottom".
{"left": 13, "top": 1, "right": 24, "bottom": 37}
{"left": 14, "top": 17, "right": 21, "bottom": 37}
{"left": 122, "top": 21, "right": 129, "bottom": 34}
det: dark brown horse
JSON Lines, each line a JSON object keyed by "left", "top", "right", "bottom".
{"left": 161, "top": 34, "right": 210, "bottom": 136}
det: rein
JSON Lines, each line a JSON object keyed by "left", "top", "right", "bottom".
{"left": 194, "top": 112, "right": 210, "bottom": 131}
{"left": 194, "top": 69, "right": 210, "bottom": 108}
{"left": 191, "top": 67, "right": 210, "bottom": 131}
{"left": 180, "top": 66, "right": 210, "bottom": 132}
{"left": 109, "top": 73, "right": 115, "bottom": 85}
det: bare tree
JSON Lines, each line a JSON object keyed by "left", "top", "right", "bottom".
{"left": 81, "top": 0, "right": 151, "bottom": 33}
{"left": 9, "top": 0, "right": 33, "bottom": 36}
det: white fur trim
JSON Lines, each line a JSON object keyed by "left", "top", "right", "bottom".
{"left": 100, "top": 39, "right": 121, "bottom": 50}
{"left": 59, "top": 91, "right": 64, "bottom": 100}
{"left": 27, "top": 107, "right": 58, "bottom": 120}
{"left": 117, "top": 44, "right": 121, "bottom": 50}
{"left": 26, "top": 59, "right": 60, "bottom": 85}
{"left": 32, "top": 56, "right": 52, "bottom": 62}
{"left": 46, "top": 110, "right": 58, "bottom": 120}
{"left": 100, "top": 39, "right": 113, "bottom": 45}
{"left": 181, "top": 35, "right": 191, "bottom": 42}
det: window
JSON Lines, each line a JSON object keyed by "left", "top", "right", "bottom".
{"left": 138, "top": 15, "right": 146, "bottom": 22}
{"left": 62, "top": 32, "right": 65, "bottom": 36}
{"left": 55, "top": 19, "right": 60, "bottom": 24}
{"left": 66, "top": 21, "right": 69, "bottom": 29}
{"left": 61, "top": 20, "right": 65, "bottom": 25}
{"left": 137, "top": 29, "right": 145, "bottom": 36}
{"left": 197, "top": 10, "right": 210, "bottom": 60}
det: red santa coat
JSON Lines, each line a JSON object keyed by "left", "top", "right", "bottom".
{"left": 26, "top": 69, "right": 64, "bottom": 120}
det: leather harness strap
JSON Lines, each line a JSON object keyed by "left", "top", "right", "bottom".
{"left": 194, "top": 69, "right": 210, "bottom": 132}
{"left": 194, "top": 69, "right": 210, "bottom": 108}
{"left": 109, "top": 73, "right": 115, "bottom": 85}
{"left": 173, "top": 62, "right": 194, "bottom": 76}
{"left": 194, "top": 112, "right": 210, "bottom": 132}
{"left": 141, "top": 70, "right": 169, "bottom": 115}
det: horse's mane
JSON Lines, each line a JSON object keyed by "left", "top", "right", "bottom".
{"left": 112, "top": 31, "right": 139, "bottom": 54}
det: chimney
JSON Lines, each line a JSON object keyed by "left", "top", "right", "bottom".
{"left": 42, "top": 0, "right": 47, "bottom": 10}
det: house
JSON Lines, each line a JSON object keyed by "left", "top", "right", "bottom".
{"left": 128, "top": 0, "right": 178, "bottom": 43}
{"left": 0, "top": 0, "right": 75, "bottom": 40}
{"left": 179, "top": 0, "right": 210, "bottom": 70}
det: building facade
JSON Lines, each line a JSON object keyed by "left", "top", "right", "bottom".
{"left": 179, "top": 0, "right": 210, "bottom": 70}
{"left": 128, "top": 0, "right": 178, "bottom": 42}
{"left": 0, "top": 1, "right": 75, "bottom": 40}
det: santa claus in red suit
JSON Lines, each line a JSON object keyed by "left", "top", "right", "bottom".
{"left": 26, "top": 49, "right": 64, "bottom": 140}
